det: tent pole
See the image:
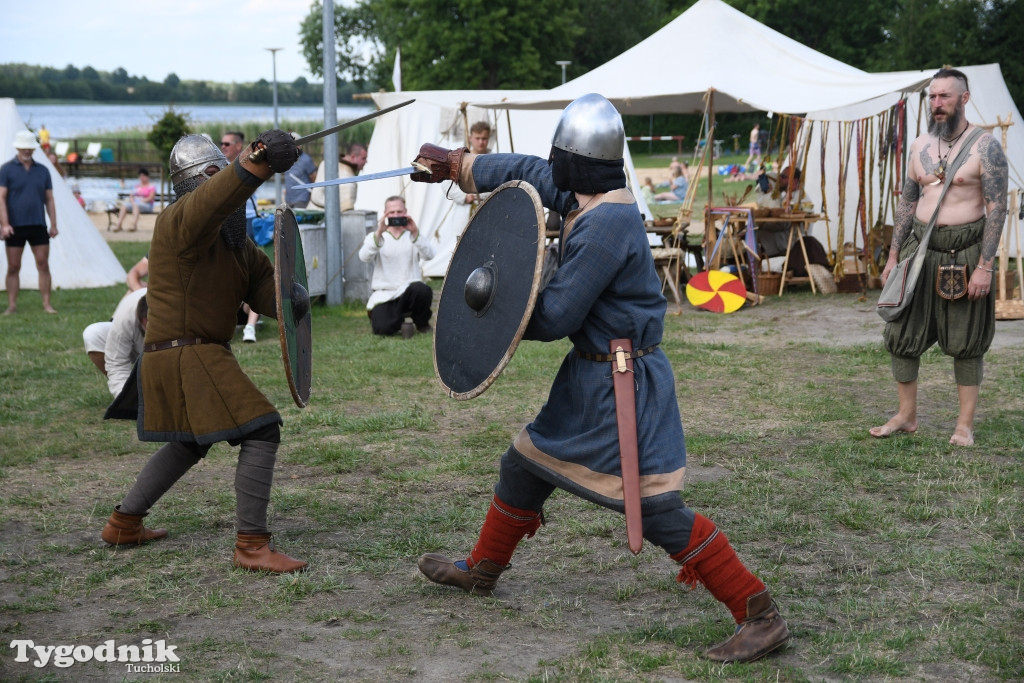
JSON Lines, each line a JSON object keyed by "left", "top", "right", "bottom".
{"left": 702, "top": 90, "right": 717, "bottom": 266}
{"left": 506, "top": 109, "right": 514, "bottom": 153}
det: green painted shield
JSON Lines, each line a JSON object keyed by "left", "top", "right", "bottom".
{"left": 274, "top": 205, "right": 312, "bottom": 407}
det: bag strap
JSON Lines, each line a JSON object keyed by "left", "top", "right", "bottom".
{"left": 916, "top": 127, "right": 986, "bottom": 250}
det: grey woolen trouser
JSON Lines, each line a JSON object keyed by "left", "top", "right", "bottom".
{"left": 119, "top": 423, "right": 280, "bottom": 533}
{"left": 883, "top": 217, "right": 993, "bottom": 386}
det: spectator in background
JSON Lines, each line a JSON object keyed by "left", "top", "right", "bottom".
{"left": 653, "top": 168, "right": 688, "bottom": 202}
{"left": 126, "top": 254, "right": 149, "bottom": 291}
{"left": 310, "top": 141, "right": 367, "bottom": 212}
{"left": 221, "top": 131, "right": 262, "bottom": 343}
{"left": 358, "top": 195, "right": 435, "bottom": 337}
{"left": 640, "top": 176, "right": 656, "bottom": 204}
{"left": 453, "top": 121, "right": 494, "bottom": 208}
{"left": 746, "top": 123, "right": 762, "bottom": 168}
{"left": 71, "top": 183, "right": 86, "bottom": 208}
{"left": 82, "top": 288, "right": 148, "bottom": 396}
{"left": 47, "top": 151, "right": 66, "bottom": 178}
{"left": 284, "top": 135, "right": 317, "bottom": 209}
{"left": 0, "top": 130, "right": 58, "bottom": 314}
{"left": 38, "top": 124, "right": 50, "bottom": 153}
{"left": 114, "top": 168, "right": 156, "bottom": 232}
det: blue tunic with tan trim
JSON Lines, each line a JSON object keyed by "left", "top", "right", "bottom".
{"left": 470, "top": 154, "right": 687, "bottom": 513}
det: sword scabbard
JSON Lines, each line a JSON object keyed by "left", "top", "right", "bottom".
{"left": 610, "top": 338, "right": 643, "bottom": 555}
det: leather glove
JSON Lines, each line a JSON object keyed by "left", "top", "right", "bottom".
{"left": 253, "top": 129, "right": 300, "bottom": 173}
{"left": 410, "top": 143, "right": 465, "bottom": 183}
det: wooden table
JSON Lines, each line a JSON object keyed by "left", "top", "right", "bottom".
{"left": 711, "top": 210, "right": 826, "bottom": 296}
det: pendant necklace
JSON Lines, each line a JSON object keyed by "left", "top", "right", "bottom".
{"left": 932, "top": 125, "right": 968, "bottom": 185}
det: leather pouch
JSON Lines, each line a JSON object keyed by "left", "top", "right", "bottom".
{"left": 936, "top": 262, "right": 968, "bottom": 300}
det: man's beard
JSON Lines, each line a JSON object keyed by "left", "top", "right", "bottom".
{"left": 928, "top": 102, "right": 965, "bottom": 139}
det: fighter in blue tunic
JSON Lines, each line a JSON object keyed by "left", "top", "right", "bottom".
{"left": 411, "top": 94, "right": 789, "bottom": 664}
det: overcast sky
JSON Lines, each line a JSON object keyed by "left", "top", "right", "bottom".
{"left": 1, "top": 0, "right": 329, "bottom": 85}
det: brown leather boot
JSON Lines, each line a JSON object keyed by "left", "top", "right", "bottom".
{"left": 101, "top": 507, "right": 168, "bottom": 546}
{"left": 705, "top": 589, "right": 790, "bottom": 663}
{"left": 417, "top": 553, "right": 505, "bottom": 596}
{"left": 232, "top": 533, "right": 307, "bottom": 573}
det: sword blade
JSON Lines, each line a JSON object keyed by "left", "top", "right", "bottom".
{"left": 294, "top": 99, "right": 416, "bottom": 146}
{"left": 293, "top": 166, "right": 419, "bottom": 190}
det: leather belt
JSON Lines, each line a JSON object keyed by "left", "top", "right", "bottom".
{"left": 143, "top": 336, "right": 231, "bottom": 353}
{"left": 609, "top": 338, "right": 644, "bottom": 555}
{"left": 576, "top": 344, "right": 658, "bottom": 363}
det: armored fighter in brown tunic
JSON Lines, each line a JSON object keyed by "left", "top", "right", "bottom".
{"left": 100, "top": 131, "right": 307, "bottom": 573}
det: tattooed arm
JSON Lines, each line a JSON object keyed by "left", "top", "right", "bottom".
{"left": 881, "top": 176, "right": 920, "bottom": 284}
{"left": 970, "top": 134, "right": 1009, "bottom": 298}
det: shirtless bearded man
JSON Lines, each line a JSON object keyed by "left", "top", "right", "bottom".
{"left": 870, "top": 68, "right": 1008, "bottom": 446}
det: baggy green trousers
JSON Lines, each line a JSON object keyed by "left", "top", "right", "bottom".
{"left": 883, "top": 216, "right": 994, "bottom": 386}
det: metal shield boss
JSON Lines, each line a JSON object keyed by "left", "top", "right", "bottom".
{"left": 274, "top": 206, "right": 313, "bottom": 407}
{"left": 435, "top": 181, "right": 546, "bottom": 399}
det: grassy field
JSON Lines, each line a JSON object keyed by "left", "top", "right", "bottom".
{"left": 0, "top": 241, "right": 1022, "bottom": 681}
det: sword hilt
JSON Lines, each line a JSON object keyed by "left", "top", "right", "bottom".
{"left": 247, "top": 146, "right": 267, "bottom": 164}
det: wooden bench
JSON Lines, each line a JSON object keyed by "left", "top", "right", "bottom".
{"left": 106, "top": 193, "right": 172, "bottom": 229}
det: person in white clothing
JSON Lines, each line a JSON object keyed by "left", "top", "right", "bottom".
{"left": 82, "top": 287, "right": 148, "bottom": 396}
{"left": 358, "top": 196, "right": 435, "bottom": 336}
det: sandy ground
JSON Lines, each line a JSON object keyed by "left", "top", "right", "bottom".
{"left": 88, "top": 207, "right": 159, "bottom": 242}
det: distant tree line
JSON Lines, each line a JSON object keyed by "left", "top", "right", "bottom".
{"left": 0, "top": 63, "right": 365, "bottom": 104}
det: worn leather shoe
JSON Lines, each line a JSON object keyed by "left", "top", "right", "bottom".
{"left": 101, "top": 507, "right": 167, "bottom": 546}
{"left": 417, "top": 553, "right": 505, "bottom": 596}
{"left": 705, "top": 589, "right": 790, "bottom": 663}
{"left": 233, "top": 533, "right": 307, "bottom": 573}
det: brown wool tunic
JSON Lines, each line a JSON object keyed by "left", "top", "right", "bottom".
{"left": 138, "top": 162, "right": 279, "bottom": 444}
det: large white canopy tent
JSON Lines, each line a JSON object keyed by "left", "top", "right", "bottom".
{"left": 0, "top": 98, "right": 126, "bottom": 290}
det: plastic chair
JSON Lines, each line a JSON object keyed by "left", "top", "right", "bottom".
{"left": 83, "top": 142, "right": 102, "bottom": 162}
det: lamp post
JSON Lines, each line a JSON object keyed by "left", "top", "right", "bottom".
{"left": 555, "top": 60, "right": 571, "bottom": 85}
{"left": 265, "top": 47, "right": 282, "bottom": 204}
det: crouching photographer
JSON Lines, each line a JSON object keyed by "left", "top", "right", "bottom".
{"left": 358, "top": 195, "right": 436, "bottom": 337}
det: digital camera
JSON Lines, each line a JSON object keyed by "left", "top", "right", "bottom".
{"left": 387, "top": 216, "right": 408, "bottom": 227}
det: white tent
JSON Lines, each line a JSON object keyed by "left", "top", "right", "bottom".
{"left": 357, "top": 91, "right": 653, "bottom": 277}
{"left": 487, "top": 0, "right": 930, "bottom": 116}
{"left": 0, "top": 98, "right": 126, "bottom": 290}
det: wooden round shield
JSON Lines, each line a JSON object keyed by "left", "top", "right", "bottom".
{"left": 434, "top": 181, "right": 546, "bottom": 400}
{"left": 274, "top": 205, "right": 312, "bottom": 407}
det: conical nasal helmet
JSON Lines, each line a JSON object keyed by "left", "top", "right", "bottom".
{"left": 169, "top": 134, "right": 227, "bottom": 187}
{"left": 550, "top": 93, "right": 624, "bottom": 161}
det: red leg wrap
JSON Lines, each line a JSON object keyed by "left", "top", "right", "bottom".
{"left": 467, "top": 495, "right": 542, "bottom": 570}
{"left": 670, "top": 513, "right": 766, "bottom": 623}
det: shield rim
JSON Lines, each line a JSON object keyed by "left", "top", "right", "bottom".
{"left": 274, "top": 204, "right": 312, "bottom": 408}
{"left": 433, "top": 180, "right": 546, "bottom": 400}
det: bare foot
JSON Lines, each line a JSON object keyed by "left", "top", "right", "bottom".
{"left": 43, "top": 306, "right": 57, "bottom": 314}
{"left": 949, "top": 426, "right": 974, "bottom": 446}
{"left": 869, "top": 418, "right": 917, "bottom": 438}
{"left": 2, "top": 307, "right": 14, "bottom": 315}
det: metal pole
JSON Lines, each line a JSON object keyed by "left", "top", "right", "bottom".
{"left": 322, "top": 1, "right": 343, "bottom": 305}
{"left": 555, "top": 60, "right": 571, "bottom": 85}
{"left": 266, "top": 48, "right": 283, "bottom": 205}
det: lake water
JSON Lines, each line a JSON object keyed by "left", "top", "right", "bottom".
{"left": 17, "top": 102, "right": 373, "bottom": 204}
{"left": 16, "top": 102, "right": 373, "bottom": 138}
